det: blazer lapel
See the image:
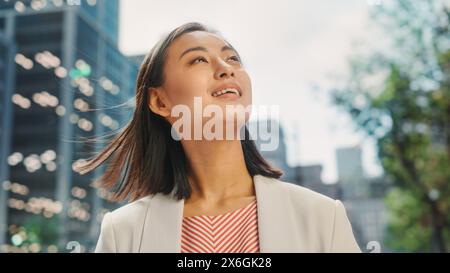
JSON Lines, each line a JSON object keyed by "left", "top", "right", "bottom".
{"left": 254, "top": 175, "right": 303, "bottom": 252}
{"left": 139, "top": 189, "right": 184, "bottom": 252}
{"left": 139, "top": 175, "right": 302, "bottom": 252}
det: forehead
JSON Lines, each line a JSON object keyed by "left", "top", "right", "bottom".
{"left": 167, "top": 31, "right": 232, "bottom": 58}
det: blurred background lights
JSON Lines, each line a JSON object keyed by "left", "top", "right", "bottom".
{"left": 7, "top": 152, "right": 23, "bottom": 166}
{"left": 69, "top": 113, "right": 79, "bottom": 124}
{"left": 40, "top": 150, "right": 56, "bottom": 164}
{"left": 73, "top": 98, "right": 89, "bottom": 112}
{"left": 14, "top": 1, "right": 25, "bottom": 13}
{"left": 77, "top": 118, "right": 93, "bottom": 132}
{"left": 7, "top": 197, "right": 64, "bottom": 216}
{"left": 70, "top": 59, "right": 91, "bottom": 79}
{"left": 23, "top": 154, "right": 42, "bottom": 173}
{"left": 0, "top": 0, "right": 136, "bottom": 253}
{"left": 71, "top": 186, "right": 87, "bottom": 199}
{"left": 11, "top": 93, "right": 31, "bottom": 109}
{"left": 71, "top": 76, "right": 95, "bottom": 97}
{"left": 68, "top": 199, "right": 90, "bottom": 221}
{"left": 30, "top": 0, "right": 47, "bottom": 11}
{"left": 54, "top": 66, "right": 68, "bottom": 78}
{"left": 11, "top": 234, "right": 23, "bottom": 247}
{"left": 32, "top": 91, "right": 59, "bottom": 108}
{"left": 15, "top": 53, "right": 33, "bottom": 70}
{"left": 99, "top": 76, "right": 120, "bottom": 95}
{"left": 51, "top": 0, "right": 64, "bottom": 7}
{"left": 34, "top": 51, "right": 61, "bottom": 69}
{"left": 3, "top": 181, "right": 29, "bottom": 196}
{"left": 45, "top": 161, "right": 57, "bottom": 172}
{"left": 99, "top": 113, "right": 119, "bottom": 130}
{"left": 55, "top": 105, "right": 66, "bottom": 116}
{"left": 72, "top": 159, "right": 87, "bottom": 172}
{"left": 86, "top": 0, "right": 97, "bottom": 6}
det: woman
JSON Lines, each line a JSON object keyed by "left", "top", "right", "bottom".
{"left": 76, "top": 22, "right": 361, "bottom": 253}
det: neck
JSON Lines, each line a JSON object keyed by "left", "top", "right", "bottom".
{"left": 181, "top": 139, "right": 254, "bottom": 202}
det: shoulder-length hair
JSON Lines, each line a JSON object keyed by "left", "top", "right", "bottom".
{"left": 74, "top": 22, "right": 282, "bottom": 202}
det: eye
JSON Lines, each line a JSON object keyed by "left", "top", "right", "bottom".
{"left": 228, "top": 55, "right": 241, "bottom": 63}
{"left": 191, "top": 57, "right": 208, "bottom": 64}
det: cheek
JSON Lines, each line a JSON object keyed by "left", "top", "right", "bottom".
{"left": 239, "top": 72, "right": 253, "bottom": 105}
{"left": 166, "top": 71, "right": 209, "bottom": 107}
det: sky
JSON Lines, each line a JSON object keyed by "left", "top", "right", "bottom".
{"left": 118, "top": 0, "right": 386, "bottom": 183}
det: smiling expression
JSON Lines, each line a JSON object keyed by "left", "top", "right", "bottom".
{"left": 158, "top": 31, "right": 252, "bottom": 116}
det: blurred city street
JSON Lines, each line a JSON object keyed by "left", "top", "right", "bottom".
{"left": 0, "top": 0, "right": 449, "bottom": 253}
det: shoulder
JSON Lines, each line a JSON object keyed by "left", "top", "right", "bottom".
{"left": 106, "top": 195, "right": 153, "bottom": 228}
{"left": 258, "top": 175, "right": 338, "bottom": 213}
{"left": 282, "top": 179, "right": 337, "bottom": 207}
{"left": 258, "top": 176, "right": 360, "bottom": 252}
{"left": 95, "top": 195, "right": 153, "bottom": 252}
{"left": 277, "top": 179, "right": 345, "bottom": 225}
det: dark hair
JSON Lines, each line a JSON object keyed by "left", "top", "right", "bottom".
{"left": 74, "top": 22, "right": 282, "bottom": 202}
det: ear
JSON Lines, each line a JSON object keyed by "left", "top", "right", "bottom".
{"left": 147, "top": 87, "right": 171, "bottom": 117}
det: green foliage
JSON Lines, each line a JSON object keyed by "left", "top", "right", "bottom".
{"left": 9, "top": 214, "right": 59, "bottom": 253}
{"left": 332, "top": 0, "right": 450, "bottom": 252}
{"left": 22, "top": 214, "right": 59, "bottom": 247}
{"left": 384, "top": 187, "right": 432, "bottom": 252}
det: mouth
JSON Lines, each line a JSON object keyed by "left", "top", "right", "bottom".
{"left": 211, "top": 86, "right": 242, "bottom": 98}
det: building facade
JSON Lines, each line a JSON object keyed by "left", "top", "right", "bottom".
{"left": 0, "top": 29, "right": 16, "bottom": 249}
{"left": 336, "top": 146, "right": 390, "bottom": 252}
{"left": 0, "top": 0, "right": 139, "bottom": 252}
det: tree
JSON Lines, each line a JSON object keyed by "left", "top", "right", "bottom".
{"left": 332, "top": 0, "right": 450, "bottom": 252}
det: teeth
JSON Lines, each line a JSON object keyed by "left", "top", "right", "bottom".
{"left": 212, "top": 88, "right": 240, "bottom": 97}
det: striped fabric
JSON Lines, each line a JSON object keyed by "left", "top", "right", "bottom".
{"left": 181, "top": 199, "right": 259, "bottom": 253}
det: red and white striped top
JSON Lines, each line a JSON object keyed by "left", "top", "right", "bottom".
{"left": 181, "top": 199, "right": 260, "bottom": 253}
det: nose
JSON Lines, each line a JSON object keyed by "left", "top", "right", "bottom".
{"left": 214, "top": 59, "right": 235, "bottom": 79}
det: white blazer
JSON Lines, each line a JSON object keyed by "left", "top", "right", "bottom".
{"left": 95, "top": 175, "right": 361, "bottom": 253}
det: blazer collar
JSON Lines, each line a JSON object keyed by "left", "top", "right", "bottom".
{"left": 139, "top": 175, "right": 301, "bottom": 252}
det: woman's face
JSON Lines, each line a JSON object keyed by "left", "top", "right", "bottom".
{"left": 150, "top": 31, "right": 252, "bottom": 134}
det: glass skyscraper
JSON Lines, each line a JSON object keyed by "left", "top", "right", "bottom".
{"left": 0, "top": 27, "right": 16, "bottom": 252}
{"left": 0, "top": 0, "right": 141, "bottom": 252}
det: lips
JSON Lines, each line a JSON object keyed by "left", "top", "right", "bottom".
{"left": 210, "top": 84, "right": 242, "bottom": 98}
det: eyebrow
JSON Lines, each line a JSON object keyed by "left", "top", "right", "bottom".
{"left": 178, "top": 45, "right": 236, "bottom": 61}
